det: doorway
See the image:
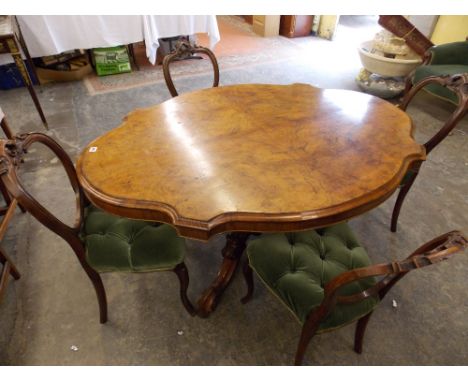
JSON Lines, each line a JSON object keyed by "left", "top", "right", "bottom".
{"left": 334, "top": 15, "right": 381, "bottom": 45}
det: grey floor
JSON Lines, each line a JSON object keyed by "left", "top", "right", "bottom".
{"left": 0, "top": 16, "right": 467, "bottom": 365}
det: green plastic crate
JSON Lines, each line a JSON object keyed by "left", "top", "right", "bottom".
{"left": 93, "top": 46, "right": 131, "bottom": 76}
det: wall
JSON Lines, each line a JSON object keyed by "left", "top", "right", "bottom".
{"left": 318, "top": 15, "right": 339, "bottom": 40}
{"left": 406, "top": 15, "right": 438, "bottom": 38}
{"left": 431, "top": 15, "right": 468, "bottom": 44}
{"left": 252, "top": 15, "right": 281, "bottom": 37}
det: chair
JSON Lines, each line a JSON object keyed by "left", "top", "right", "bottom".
{"left": 391, "top": 73, "right": 468, "bottom": 232}
{"left": 0, "top": 197, "right": 21, "bottom": 304}
{"left": 0, "top": 111, "right": 14, "bottom": 140}
{"left": 0, "top": 109, "right": 26, "bottom": 215}
{"left": 0, "top": 133, "right": 196, "bottom": 323}
{"left": 163, "top": 39, "right": 219, "bottom": 97}
{"left": 0, "top": 108, "right": 22, "bottom": 301}
{"left": 405, "top": 40, "right": 468, "bottom": 104}
{"left": 241, "top": 223, "right": 467, "bottom": 365}
{"left": 0, "top": 109, "right": 17, "bottom": 213}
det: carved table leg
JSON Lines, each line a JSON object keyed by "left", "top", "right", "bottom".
{"left": 197, "top": 232, "right": 250, "bottom": 318}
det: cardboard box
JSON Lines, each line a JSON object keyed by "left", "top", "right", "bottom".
{"left": 93, "top": 46, "right": 131, "bottom": 76}
{"left": 36, "top": 56, "right": 93, "bottom": 84}
{"left": 40, "top": 49, "right": 85, "bottom": 67}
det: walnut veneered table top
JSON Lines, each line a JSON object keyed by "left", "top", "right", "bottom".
{"left": 77, "top": 84, "right": 425, "bottom": 240}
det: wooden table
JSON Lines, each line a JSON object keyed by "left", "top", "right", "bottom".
{"left": 77, "top": 83, "right": 426, "bottom": 317}
{"left": 0, "top": 16, "right": 47, "bottom": 128}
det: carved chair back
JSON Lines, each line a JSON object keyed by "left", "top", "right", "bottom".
{"left": 0, "top": 133, "right": 109, "bottom": 323}
{"left": 293, "top": 230, "right": 467, "bottom": 365}
{"left": 399, "top": 73, "right": 468, "bottom": 155}
{"left": 0, "top": 133, "right": 195, "bottom": 322}
{"left": 0, "top": 133, "right": 86, "bottom": 254}
{"left": 0, "top": 113, "right": 21, "bottom": 212}
{"left": 0, "top": 113, "right": 23, "bottom": 303}
{"left": 391, "top": 73, "right": 468, "bottom": 232}
{"left": 1, "top": 133, "right": 82, "bottom": 305}
{"left": 315, "top": 230, "right": 467, "bottom": 321}
{"left": 163, "top": 39, "right": 220, "bottom": 97}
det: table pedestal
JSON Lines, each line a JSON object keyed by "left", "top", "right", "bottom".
{"left": 197, "top": 232, "right": 251, "bottom": 318}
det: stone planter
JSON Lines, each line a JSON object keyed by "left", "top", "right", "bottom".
{"left": 358, "top": 40, "right": 422, "bottom": 78}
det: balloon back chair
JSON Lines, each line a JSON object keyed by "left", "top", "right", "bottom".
{"left": 0, "top": 110, "right": 22, "bottom": 304}
{"left": 391, "top": 73, "right": 468, "bottom": 232}
{"left": 0, "top": 109, "right": 23, "bottom": 211}
{"left": 163, "top": 39, "right": 219, "bottom": 97}
{"left": 0, "top": 133, "right": 196, "bottom": 323}
{"left": 0, "top": 196, "right": 21, "bottom": 304}
{"left": 241, "top": 223, "right": 467, "bottom": 365}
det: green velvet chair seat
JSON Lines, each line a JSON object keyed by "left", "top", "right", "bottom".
{"left": 246, "top": 223, "right": 379, "bottom": 332}
{"left": 82, "top": 205, "right": 185, "bottom": 273}
{"left": 428, "top": 41, "right": 468, "bottom": 66}
{"left": 413, "top": 64, "right": 468, "bottom": 105}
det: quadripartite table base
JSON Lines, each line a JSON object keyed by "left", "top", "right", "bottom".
{"left": 197, "top": 232, "right": 251, "bottom": 317}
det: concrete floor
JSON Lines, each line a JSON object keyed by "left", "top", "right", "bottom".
{"left": 0, "top": 16, "right": 467, "bottom": 365}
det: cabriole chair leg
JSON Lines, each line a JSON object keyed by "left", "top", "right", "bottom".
{"left": 241, "top": 258, "right": 254, "bottom": 304}
{"left": 391, "top": 171, "right": 419, "bottom": 232}
{"left": 294, "top": 320, "right": 320, "bottom": 366}
{"left": 80, "top": 260, "right": 108, "bottom": 324}
{"left": 354, "top": 311, "right": 374, "bottom": 354}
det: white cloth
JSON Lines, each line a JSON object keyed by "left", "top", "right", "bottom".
{"left": 17, "top": 16, "right": 144, "bottom": 57}
{"left": 0, "top": 15, "right": 220, "bottom": 66}
{"left": 142, "top": 15, "right": 220, "bottom": 64}
{"left": 0, "top": 106, "right": 4, "bottom": 122}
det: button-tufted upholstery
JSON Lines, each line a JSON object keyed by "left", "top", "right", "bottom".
{"left": 246, "top": 223, "right": 379, "bottom": 332}
{"left": 83, "top": 205, "right": 186, "bottom": 273}
{"left": 413, "top": 65, "right": 467, "bottom": 104}
{"left": 411, "top": 41, "right": 468, "bottom": 105}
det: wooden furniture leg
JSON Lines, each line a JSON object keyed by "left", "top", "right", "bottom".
{"left": 391, "top": 170, "right": 419, "bottom": 232}
{"left": 127, "top": 43, "right": 139, "bottom": 71}
{"left": 6, "top": 37, "right": 48, "bottom": 129}
{"left": 0, "top": 246, "right": 21, "bottom": 304}
{"left": 0, "top": 118, "right": 13, "bottom": 139}
{"left": 354, "top": 311, "right": 374, "bottom": 354}
{"left": 14, "top": 16, "right": 40, "bottom": 87}
{"left": 240, "top": 257, "right": 254, "bottom": 304}
{"left": 173, "top": 262, "right": 196, "bottom": 316}
{"left": 197, "top": 232, "right": 250, "bottom": 317}
{"left": 0, "top": 198, "right": 21, "bottom": 304}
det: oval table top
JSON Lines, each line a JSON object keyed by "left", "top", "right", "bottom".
{"left": 77, "top": 83, "right": 425, "bottom": 241}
